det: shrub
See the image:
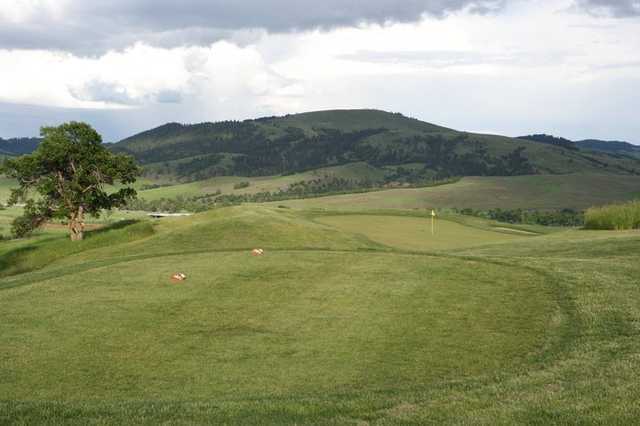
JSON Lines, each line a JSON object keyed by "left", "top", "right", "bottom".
{"left": 233, "top": 181, "right": 251, "bottom": 190}
{"left": 584, "top": 200, "right": 640, "bottom": 230}
{"left": 455, "top": 207, "right": 584, "bottom": 227}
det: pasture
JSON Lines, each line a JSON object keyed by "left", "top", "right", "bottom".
{"left": 275, "top": 174, "right": 640, "bottom": 211}
{"left": 1, "top": 205, "right": 640, "bottom": 424}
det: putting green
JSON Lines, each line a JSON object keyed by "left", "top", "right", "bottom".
{"left": 316, "top": 215, "right": 530, "bottom": 251}
{"left": 0, "top": 250, "right": 555, "bottom": 401}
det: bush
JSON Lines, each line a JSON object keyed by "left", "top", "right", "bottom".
{"left": 233, "top": 181, "right": 250, "bottom": 190}
{"left": 456, "top": 207, "right": 584, "bottom": 227}
{"left": 584, "top": 201, "right": 640, "bottom": 230}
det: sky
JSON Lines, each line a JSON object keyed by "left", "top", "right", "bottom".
{"left": 0, "top": 0, "right": 638, "bottom": 143}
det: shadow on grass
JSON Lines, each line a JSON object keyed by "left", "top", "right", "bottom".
{"left": 84, "top": 219, "right": 140, "bottom": 237}
{"left": 0, "top": 219, "right": 144, "bottom": 279}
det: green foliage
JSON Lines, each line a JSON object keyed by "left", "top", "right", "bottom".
{"left": 1, "top": 122, "right": 140, "bottom": 239}
{"left": 138, "top": 182, "right": 174, "bottom": 191}
{"left": 126, "top": 194, "right": 219, "bottom": 213}
{"left": 457, "top": 207, "right": 584, "bottom": 227}
{"left": 233, "top": 181, "right": 250, "bottom": 189}
{"left": 584, "top": 200, "right": 640, "bottom": 230}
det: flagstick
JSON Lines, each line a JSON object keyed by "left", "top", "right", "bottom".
{"left": 431, "top": 209, "right": 436, "bottom": 235}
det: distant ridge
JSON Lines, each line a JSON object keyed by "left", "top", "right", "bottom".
{"left": 111, "top": 109, "right": 640, "bottom": 180}
{"left": 575, "top": 139, "right": 640, "bottom": 154}
{"left": 3, "top": 110, "right": 640, "bottom": 180}
{"left": 0, "top": 137, "right": 41, "bottom": 156}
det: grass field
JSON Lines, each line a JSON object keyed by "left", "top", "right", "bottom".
{"left": 4, "top": 170, "right": 639, "bottom": 212}
{"left": 1, "top": 205, "right": 640, "bottom": 424}
{"left": 275, "top": 174, "right": 640, "bottom": 211}
{"left": 135, "top": 172, "right": 640, "bottom": 210}
{"left": 137, "top": 162, "right": 387, "bottom": 201}
{"left": 315, "top": 214, "right": 530, "bottom": 251}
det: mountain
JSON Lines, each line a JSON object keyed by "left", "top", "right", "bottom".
{"left": 0, "top": 137, "right": 41, "bottom": 156}
{"left": 111, "top": 109, "right": 640, "bottom": 181}
{"left": 517, "top": 134, "right": 578, "bottom": 151}
{"left": 519, "top": 134, "right": 640, "bottom": 160}
{"left": 575, "top": 139, "right": 640, "bottom": 156}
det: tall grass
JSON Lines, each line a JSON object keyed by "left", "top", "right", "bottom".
{"left": 584, "top": 200, "right": 640, "bottom": 230}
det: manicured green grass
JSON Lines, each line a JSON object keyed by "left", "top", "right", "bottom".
{"left": 315, "top": 214, "right": 529, "bottom": 251}
{"left": 1, "top": 205, "right": 640, "bottom": 424}
{"left": 585, "top": 200, "right": 640, "bottom": 230}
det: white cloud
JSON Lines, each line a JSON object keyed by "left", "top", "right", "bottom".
{"left": 0, "top": 0, "right": 638, "bottom": 142}
{"left": 0, "top": 41, "right": 300, "bottom": 114}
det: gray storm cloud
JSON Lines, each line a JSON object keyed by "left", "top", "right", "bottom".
{"left": 1, "top": 0, "right": 506, "bottom": 54}
{"left": 577, "top": 0, "right": 640, "bottom": 17}
{"left": 2, "top": 0, "right": 636, "bottom": 55}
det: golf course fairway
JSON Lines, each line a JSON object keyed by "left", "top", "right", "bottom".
{"left": 1, "top": 205, "right": 639, "bottom": 424}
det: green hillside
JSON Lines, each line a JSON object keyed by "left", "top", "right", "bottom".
{"left": 0, "top": 136, "right": 41, "bottom": 156}
{"left": 273, "top": 174, "right": 640, "bottom": 211}
{"left": 2, "top": 205, "right": 640, "bottom": 423}
{"left": 111, "top": 109, "right": 640, "bottom": 181}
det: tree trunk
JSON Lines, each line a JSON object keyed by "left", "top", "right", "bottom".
{"left": 69, "top": 206, "right": 85, "bottom": 241}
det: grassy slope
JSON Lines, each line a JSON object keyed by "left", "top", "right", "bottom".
{"left": 138, "top": 162, "right": 386, "bottom": 201}
{"left": 275, "top": 174, "right": 640, "bottom": 211}
{"left": 1, "top": 205, "right": 639, "bottom": 423}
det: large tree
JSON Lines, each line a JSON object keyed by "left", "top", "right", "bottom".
{"left": 2, "top": 122, "right": 140, "bottom": 241}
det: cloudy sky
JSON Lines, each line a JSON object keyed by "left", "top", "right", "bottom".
{"left": 0, "top": 0, "right": 638, "bottom": 143}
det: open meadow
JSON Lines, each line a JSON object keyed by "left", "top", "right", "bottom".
{"left": 1, "top": 205, "right": 640, "bottom": 424}
{"left": 273, "top": 174, "right": 640, "bottom": 211}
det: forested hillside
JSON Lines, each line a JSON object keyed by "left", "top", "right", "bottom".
{"left": 576, "top": 139, "right": 640, "bottom": 157}
{"left": 0, "top": 137, "right": 41, "bottom": 156}
{"left": 111, "top": 109, "right": 640, "bottom": 181}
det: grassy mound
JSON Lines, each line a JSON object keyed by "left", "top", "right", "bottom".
{"left": 0, "top": 220, "right": 155, "bottom": 279}
{"left": 585, "top": 200, "right": 640, "bottom": 230}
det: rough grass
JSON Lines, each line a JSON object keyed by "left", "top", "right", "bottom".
{"left": 1, "top": 205, "right": 640, "bottom": 424}
{"left": 137, "top": 162, "right": 386, "bottom": 201}
{"left": 274, "top": 174, "right": 640, "bottom": 211}
{"left": 584, "top": 200, "right": 640, "bottom": 230}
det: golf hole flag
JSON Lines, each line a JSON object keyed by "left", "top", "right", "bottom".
{"left": 431, "top": 209, "right": 436, "bottom": 235}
